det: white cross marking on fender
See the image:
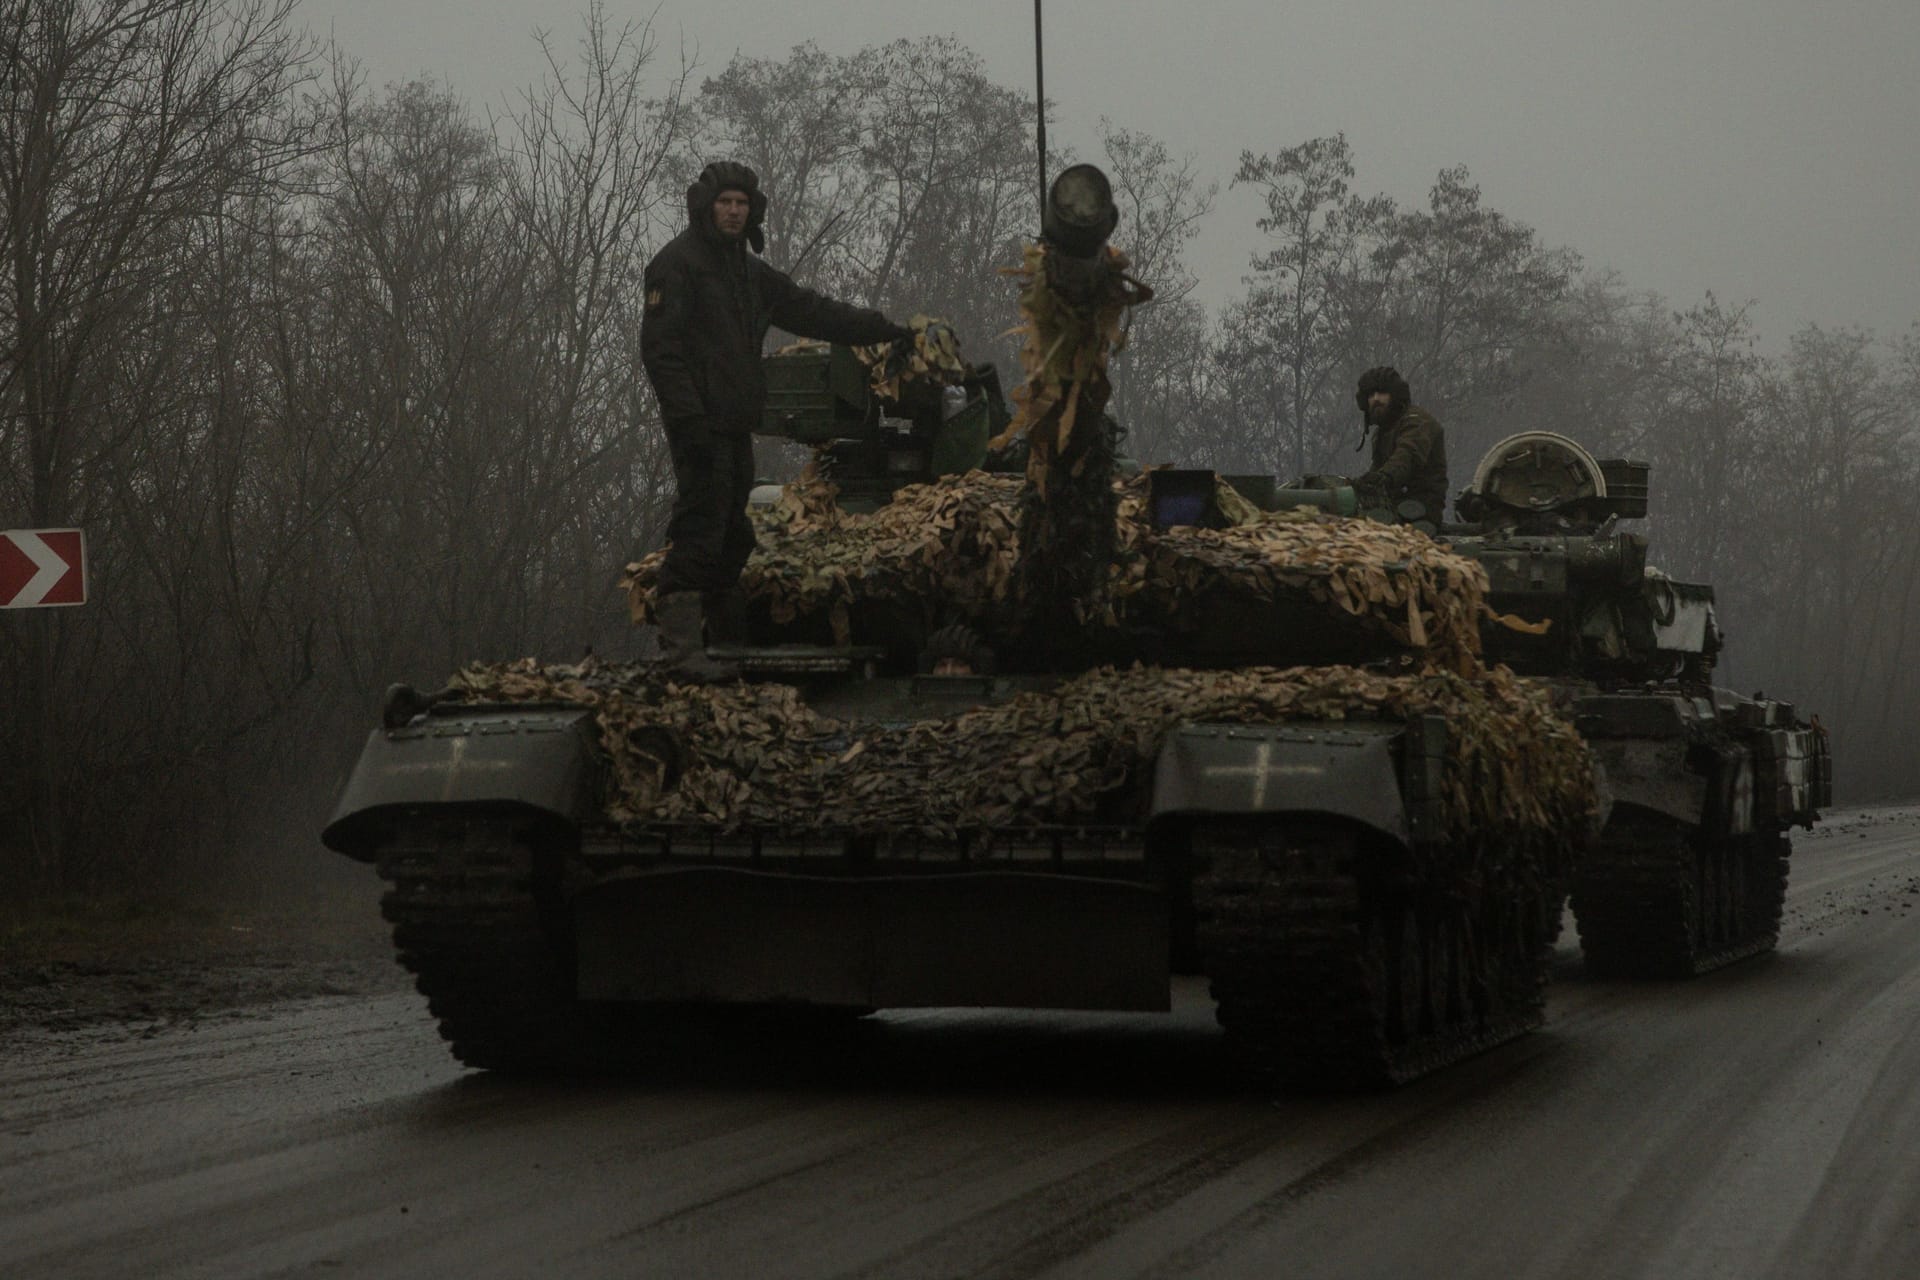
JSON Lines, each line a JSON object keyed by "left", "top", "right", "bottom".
{"left": 1203, "top": 741, "right": 1325, "bottom": 807}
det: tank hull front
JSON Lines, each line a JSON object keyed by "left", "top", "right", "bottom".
{"left": 571, "top": 866, "right": 1171, "bottom": 1011}
{"left": 328, "top": 675, "right": 1588, "bottom": 1089}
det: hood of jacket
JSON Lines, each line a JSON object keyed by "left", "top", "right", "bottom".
{"left": 686, "top": 160, "right": 767, "bottom": 254}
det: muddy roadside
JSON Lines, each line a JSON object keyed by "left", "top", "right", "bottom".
{"left": 0, "top": 877, "right": 411, "bottom": 1041}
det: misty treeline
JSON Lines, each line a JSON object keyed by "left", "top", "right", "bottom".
{"left": 2, "top": 1, "right": 1914, "bottom": 896}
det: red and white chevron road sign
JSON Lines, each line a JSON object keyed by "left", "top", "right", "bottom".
{"left": 1, "top": 528, "right": 87, "bottom": 608}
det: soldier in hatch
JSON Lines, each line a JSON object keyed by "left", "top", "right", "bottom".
{"left": 1352, "top": 365, "right": 1449, "bottom": 522}
{"left": 641, "top": 161, "right": 915, "bottom": 681}
{"left": 917, "top": 623, "right": 997, "bottom": 678}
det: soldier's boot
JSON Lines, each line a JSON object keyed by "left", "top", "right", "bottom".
{"left": 702, "top": 587, "right": 751, "bottom": 648}
{"left": 655, "top": 591, "right": 741, "bottom": 683}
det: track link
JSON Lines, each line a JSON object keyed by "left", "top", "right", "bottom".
{"left": 379, "top": 813, "right": 625, "bottom": 1072}
{"left": 1572, "top": 819, "right": 1789, "bottom": 978}
{"left": 1191, "top": 820, "right": 1552, "bottom": 1090}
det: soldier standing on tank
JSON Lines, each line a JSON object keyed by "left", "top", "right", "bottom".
{"left": 641, "top": 161, "right": 915, "bottom": 681}
{"left": 1353, "top": 365, "right": 1449, "bottom": 522}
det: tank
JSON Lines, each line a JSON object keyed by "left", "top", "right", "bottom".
{"left": 1439, "top": 432, "right": 1831, "bottom": 975}
{"left": 322, "top": 440, "right": 1598, "bottom": 1096}
{"left": 321, "top": 170, "right": 1598, "bottom": 1089}
{"left": 324, "top": 562, "right": 1590, "bottom": 1089}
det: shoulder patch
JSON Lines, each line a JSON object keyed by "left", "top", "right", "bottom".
{"left": 645, "top": 286, "right": 665, "bottom": 312}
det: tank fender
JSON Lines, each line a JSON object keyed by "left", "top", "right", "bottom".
{"left": 322, "top": 709, "right": 603, "bottom": 858}
{"left": 1578, "top": 694, "right": 1706, "bottom": 828}
{"left": 1150, "top": 721, "right": 1429, "bottom": 848}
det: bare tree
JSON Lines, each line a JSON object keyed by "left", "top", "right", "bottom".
{"left": 0, "top": 0, "right": 312, "bottom": 891}
{"left": 1099, "top": 121, "right": 1215, "bottom": 465}
{"left": 1758, "top": 327, "right": 1907, "bottom": 714}
{"left": 1232, "top": 135, "right": 1393, "bottom": 476}
{"left": 692, "top": 41, "right": 875, "bottom": 278}
{"left": 502, "top": 4, "right": 693, "bottom": 649}
{"left": 849, "top": 38, "right": 1034, "bottom": 330}
{"left": 1370, "top": 167, "right": 1578, "bottom": 416}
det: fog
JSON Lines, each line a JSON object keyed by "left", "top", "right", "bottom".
{"left": 306, "top": 0, "right": 1920, "bottom": 343}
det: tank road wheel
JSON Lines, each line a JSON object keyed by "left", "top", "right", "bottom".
{"left": 379, "top": 813, "right": 627, "bottom": 1073}
{"left": 1572, "top": 817, "right": 1790, "bottom": 978}
{"left": 1191, "top": 820, "right": 1551, "bottom": 1090}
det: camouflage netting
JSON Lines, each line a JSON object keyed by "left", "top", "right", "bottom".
{"left": 778, "top": 313, "right": 971, "bottom": 399}
{"left": 583, "top": 232, "right": 1591, "bottom": 892}
{"left": 448, "top": 658, "right": 1593, "bottom": 855}
{"left": 992, "top": 240, "right": 1152, "bottom": 463}
{"left": 621, "top": 236, "right": 1486, "bottom": 670}
{"left": 621, "top": 470, "right": 1491, "bottom": 672}
{"left": 859, "top": 314, "right": 969, "bottom": 398}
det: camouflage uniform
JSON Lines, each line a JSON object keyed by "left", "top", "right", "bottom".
{"left": 1360, "top": 405, "right": 1449, "bottom": 520}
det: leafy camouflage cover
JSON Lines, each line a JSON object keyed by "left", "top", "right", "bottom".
{"left": 621, "top": 470, "right": 1490, "bottom": 671}
{"left": 448, "top": 658, "right": 1592, "bottom": 847}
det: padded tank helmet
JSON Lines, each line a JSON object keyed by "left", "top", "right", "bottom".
{"left": 1354, "top": 365, "right": 1411, "bottom": 415}
{"left": 687, "top": 160, "right": 768, "bottom": 253}
{"left": 918, "top": 623, "right": 997, "bottom": 676}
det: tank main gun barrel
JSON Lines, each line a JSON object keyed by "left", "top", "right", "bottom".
{"left": 1007, "top": 164, "right": 1142, "bottom": 659}
{"left": 1042, "top": 164, "right": 1120, "bottom": 260}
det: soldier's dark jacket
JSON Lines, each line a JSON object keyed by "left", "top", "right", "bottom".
{"left": 1360, "top": 405, "right": 1448, "bottom": 519}
{"left": 641, "top": 164, "right": 905, "bottom": 435}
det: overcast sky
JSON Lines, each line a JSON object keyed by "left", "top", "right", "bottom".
{"left": 303, "top": 0, "right": 1920, "bottom": 347}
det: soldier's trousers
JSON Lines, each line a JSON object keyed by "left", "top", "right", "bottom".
{"left": 656, "top": 422, "right": 757, "bottom": 596}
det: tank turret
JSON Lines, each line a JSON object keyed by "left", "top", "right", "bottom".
{"left": 1442, "top": 432, "right": 1829, "bottom": 976}
{"left": 1446, "top": 432, "right": 1715, "bottom": 683}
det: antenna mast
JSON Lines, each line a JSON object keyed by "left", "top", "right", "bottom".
{"left": 1034, "top": 0, "right": 1048, "bottom": 213}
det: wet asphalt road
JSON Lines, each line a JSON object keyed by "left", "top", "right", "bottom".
{"left": 6, "top": 808, "right": 1920, "bottom": 1280}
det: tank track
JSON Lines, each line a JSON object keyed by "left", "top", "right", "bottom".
{"left": 379, "top": 813, "right": 624, "bottom": 1072}
{"left": 1191, "top": 820, "right": 1552, "bottom": 1090}
{"left": 1572, "top": 818, "right": 1789, "bottom": 978}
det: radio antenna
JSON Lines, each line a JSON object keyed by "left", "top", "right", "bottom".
{"left": 1034, "top": 0, "right": 1048, "bottom": 214}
